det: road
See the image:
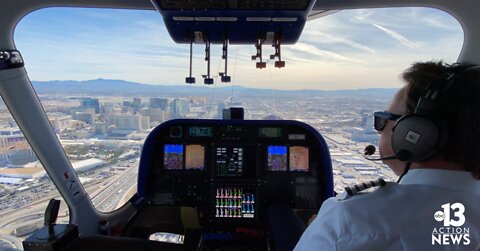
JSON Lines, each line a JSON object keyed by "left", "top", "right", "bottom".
{"left": 91, "top": 165, "right": 137, "bottom": 212}
{"left": 256, "top": 97, "right": 284, "bottom": 118}
{"left": 0, "top": 159, "right": 138, "bottom": 249}
{"left": 0, "top": 234, "right": 22, "bottom": 250}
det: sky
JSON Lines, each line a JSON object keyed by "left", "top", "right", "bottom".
{"left": 14, "top": 7, "right": 463, "bottom": 90}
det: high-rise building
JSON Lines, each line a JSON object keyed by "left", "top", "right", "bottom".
{"left": 149, "top": 98, "right": 168, "bottom": 110}
{"left": 123, "top": 101, "right": 132, "bottom": 108}
{"left": 80, "top": 98, "right": 100, "bottom": 114}
{"left": 169, "top": 99, "right": 189, "bottom": 119}
{"left": 141, "top": 116, "right": 150, "bottom": 130}
{"left": 133, "top": 98, "right": 142, "bottom": 112}
{"left": 94, "top": 122, "right": 109, "bottom": 136}
{"left": 217, "top": 102, "right": 226, "bottom": 119}
{"left": 107, "top": 114, "right": 150, "bottom": 132}
{"left": 75, "top": 112, "right": 95, "bottom": 125}
{"left": 141, "top": 108, "right": 166, "bottom": 124}
{"left": 49, "top": 115, "right": 71, "bottom": 133}
{"left": 122, "top": 101, "right": 133, "bottom": 113}
{"left": 101, "top": 103, "right": 115, "bottom": 115}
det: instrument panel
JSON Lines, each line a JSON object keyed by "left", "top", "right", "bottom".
{"left": 138, "top": 119, "right": 333, "bottom": 226}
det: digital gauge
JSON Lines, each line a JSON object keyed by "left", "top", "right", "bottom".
{"left": 189, "top": 126, "right": 213, "bottom": 137}
{"left": 258, "top": 127, "right": 282, "bottom": 138}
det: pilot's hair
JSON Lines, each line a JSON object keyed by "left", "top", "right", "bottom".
{"left": 402, "top": 61, "right": 480, "bottom": 179}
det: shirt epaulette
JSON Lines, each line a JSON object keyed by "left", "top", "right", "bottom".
{"left": 344, "top": 178, "right": 386, "bottom": 196}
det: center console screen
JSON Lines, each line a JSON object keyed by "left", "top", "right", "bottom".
{"left": 215, "top": 147, "right": 244, "bottom": 177}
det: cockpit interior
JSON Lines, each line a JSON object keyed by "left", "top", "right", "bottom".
{"left": 1, "top": 0, "right": 479, "bottom": 250}
{"left": 123, "top": 117, "right": 332, "bottom": 250}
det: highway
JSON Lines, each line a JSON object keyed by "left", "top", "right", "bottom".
{"left": 91, "top": 165, "right": 137, "bottom": 212}
{"left": 0, "top": 159, "right": 138, "bottom": 249}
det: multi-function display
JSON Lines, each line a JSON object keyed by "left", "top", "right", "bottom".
{"left": 164, "top": 144, "right": 184, "bottom": 170}
{"left": 290, "top": 146, "right": 309, "bottom": 172}
{"left": 267, "top": 146, "right": 288, "bottom": 171}
{"left": 185, "top": 144, "right": 205, "bottom": 170}
{"left": 216, "top": 147, "right": 244, "bottom": 177}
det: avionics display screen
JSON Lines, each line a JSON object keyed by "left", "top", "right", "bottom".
{"left": 215, "top": 187, "right": 255, "bottom": 219}
{"left": 267, "top": 146, "right": 288, "bottom": 171}
{"left": 289, "top": 146, "right": 309, "bottom": 171}
{"left": 215, "top": 147, "right": 243, "bottom": 176}
{"left": 164, "top": 144, "right": 184, "bottom": 170}
{"left": 189, "top": 126, "right": 213, "bottom": 137}
{"left": 258, "top": 127, "right": 282, "bottom": 138}
{"left": 185, "top": 144, "right": 205, "bottom": 170}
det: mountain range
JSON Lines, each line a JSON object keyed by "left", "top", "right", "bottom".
{"left": 32, "top": 79, "right": 398, "bottom": 98}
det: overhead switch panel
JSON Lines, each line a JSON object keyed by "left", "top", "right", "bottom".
{"left": 150, "top": 0, "right": 316, "bottom": 45}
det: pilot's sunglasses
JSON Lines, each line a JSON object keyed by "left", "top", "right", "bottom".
{"left": 374, "top": 111, "right": 402, "bottom": 131}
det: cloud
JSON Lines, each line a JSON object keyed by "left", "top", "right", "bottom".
{"left": 372, "top": 24, "right": 419, "bottom": 49}
{"left": 353, "top": 9, "right": 374, "bottom": 22}
{"left": 422, "top": 16, "right": 460, "bottom": 30}
{"left": 303, "top": 31, "right": 375, "bottom": 53}
{"left": 289, "top": 43, "right": 366, "bottom": 64}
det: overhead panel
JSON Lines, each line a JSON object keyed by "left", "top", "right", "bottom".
{"left": 151, "top": 0, "right": 316, "bottom": 45}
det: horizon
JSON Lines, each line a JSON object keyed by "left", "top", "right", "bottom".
{"left": 32, "top": 78, "right": 401, "bottom": 92}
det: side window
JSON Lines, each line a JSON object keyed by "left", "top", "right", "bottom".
{"left": 0, "top": 98, "right": 70, "bottom": 248}
{"left": 39, "top": 95, "right": 142, "bottom": 214}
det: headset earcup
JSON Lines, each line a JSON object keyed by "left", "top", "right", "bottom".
{"left": 390, "top": 65, "right": 480, "bottom": 163}
{"left": 391, "top": 114, "right": 445, "bottom": 162}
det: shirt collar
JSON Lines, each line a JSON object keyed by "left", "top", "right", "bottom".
{"left": 399, "top": 168, "right": 480, "bottom": 194}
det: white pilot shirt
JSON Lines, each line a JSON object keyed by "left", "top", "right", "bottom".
{"left": 295, "top": 169, "right": 480, "bottom": 251}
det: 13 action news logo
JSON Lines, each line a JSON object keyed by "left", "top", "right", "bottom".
{"left": 432, "top": 202, "right": 470, "bottom": 246}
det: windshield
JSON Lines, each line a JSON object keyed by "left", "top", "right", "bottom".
{"left": 0, "top": 6, "right": 462, "bottom": 250}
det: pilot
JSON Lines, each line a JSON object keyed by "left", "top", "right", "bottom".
{"left": 294, "top": 61, "right": 480, "bottom": 250}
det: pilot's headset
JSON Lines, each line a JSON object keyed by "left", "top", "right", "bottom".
{"left": 391, "top": 65, "right": 480, "bottom": 163}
